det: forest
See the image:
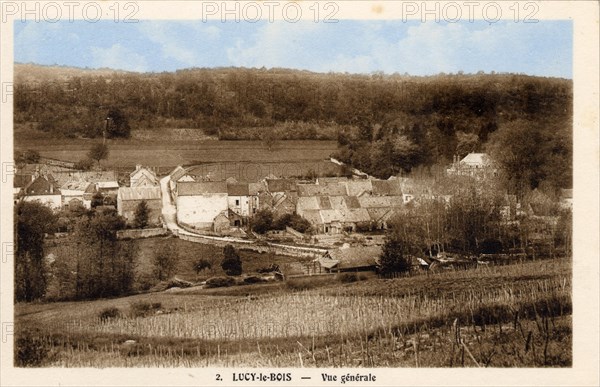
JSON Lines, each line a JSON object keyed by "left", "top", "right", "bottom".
{"left": 14, "top": 64, "right": 572, "bottom": 193}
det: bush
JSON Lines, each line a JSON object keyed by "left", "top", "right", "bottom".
{"left": 98, "top": 307, "right": 122, "bottom": 322}
{"left": 14, "top": 335, "right": 53, "bottom": 367}
{"left": 205, "top": 276, "right": 236, "bottom": 288}
{"left": 194, "top": 258, "right": 212, "bottom": 274}
{"left": 336, "top": 272, "right": 369, "bottom": 283}
{"left": 243, "top": 275, "right": 266, "bottom": 284}
{"left": 130, "top": 301, "right": 162, "bottom": 318}
{"left": 221, "top": 245, "right": 242, "bottom": 276}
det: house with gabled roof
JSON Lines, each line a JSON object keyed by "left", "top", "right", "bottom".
{"left": 21, "top": 176, "right": 62, "bottom": 210}
{"left": 174, "top": 181, "right": 228, "bottom": 230}
{"left": 168, "top": 166, "right": 195, "bottom": 192}
{"left": 117, "top": 186, "right": 162, "bottom": 226}
{"left": 446, "top": 153, "right": 498, "bottom": 178}
{"left": 130, "top": 165, "right": 159, "bottom": 187}
{"left": 61, "top": 180, "right": 94, "bottom": 209}
{"left": 227, "top": 182, "right": 260, "bottom": 225}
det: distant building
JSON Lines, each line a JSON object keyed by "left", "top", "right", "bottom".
{"left": 60, "top": 180, "right": 94, "bottom": 209}
{"left": 227, "top": 182, "right": 261, "bottom": 226}
{"left": 117, "top": 187, "right": 162, "bottom": 226}
{"left": 168, "top": 166, "right": 195, "bottom": 193}
{"left": 559, "top": 188, "right": 573, "bottom": 210}
{"left": 21, "top": 176, "right": 62, "bottom": 210}
{"left": 311, "top": 245, "right": 382, "bottom": 273}
{"left": 174, "top": 181, "right": 228, "bottom": 230}
{"left": 446, "top": 153, "right": 498, "bottom": 178}
{"left": 130, "top": 165, "right": 159, "bottom": 187}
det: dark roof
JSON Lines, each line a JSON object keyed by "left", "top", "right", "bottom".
{"left": 24, "top": 176, "right": 60, "bottom": 195}
{"left": 177, "top": 181, "right": 227, "bottom": 196}
{"left": 14, "top": 174, "right": 33, "bottom": 188}
{"left": 266, "top": 179, "right": 296, "bottom": 192}
{"left": 298, "top": 183, "right": 347, "bottom": 197}
{"left": 372, "top": 180, "right": 403, "bottom": 196}
{"left": 227, "top": 183, "right": 250, "bottom": 196}
{"left": 326, "top": 246, "right": 382, "bottom": 269}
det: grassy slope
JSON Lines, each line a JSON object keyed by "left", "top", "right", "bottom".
{"left": 15, "top": 258, "right": 572, "bottom": 367}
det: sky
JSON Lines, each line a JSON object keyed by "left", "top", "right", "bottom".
{"left": 14, "top": 19, "right": 572, "bottom": 78}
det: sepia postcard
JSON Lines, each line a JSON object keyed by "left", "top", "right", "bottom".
{"left": 1, "top": 1, "right": 598, "bottom": 386}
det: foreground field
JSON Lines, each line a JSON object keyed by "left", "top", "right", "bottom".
{"left": 15, "top": 258, "right": 571, "bottom": 367}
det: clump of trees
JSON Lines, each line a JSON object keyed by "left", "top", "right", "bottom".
{"left": 15, "top": 201, "right": 57, "bottom": 302}
{"left": 153, "top": 240, "right": 177, "bottom": 281}
{"left": 251, "top": 209, "right": 312, "bottom": 234}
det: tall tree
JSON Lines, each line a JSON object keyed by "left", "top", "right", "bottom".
{"left": 15, "top": 201, "right": 56, "bottom": 301}
{"left": 88, "top": 143, "right": 109, "bottom": 165}
{"left": 106, "top": 108, "right": 131, "bottom": 138}
{"left": 133, "top": 200, "right": 149, "bottom": 229}
{"left": 221, "top": 244, "right": 242, "bottom": 276}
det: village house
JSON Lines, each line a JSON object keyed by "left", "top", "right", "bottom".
{"left": 60, "top": 180, "right": 95, "bottom": 209}
{"left": 446, "top": 152, "right": 498, "bottom": 178}
{"left": 174, "top": 181, "right": 228, "bottom": 230}
{"left": 168, "top": 166, "right": 195, "bottom": 196}
{"left": 117, "top": 186, "right": 162, "bottom": 226}
{"left": 297, "top": 195, "right": 372, "bottom": 234}
{"left": 21, "top": 175, "right": 62, "bottom": 210}
{"left": 227, "top": 183, "right": 259, "bottom": 225}
{"left": 130, "top": 165, "right": 159, "bottom": 187}
{"left": 261, "top": 179, "right": 298, "bottom": 216}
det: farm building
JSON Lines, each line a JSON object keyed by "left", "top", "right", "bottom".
{"left": 117, "top": 186, "right": 162, "bottom": 226}
{"left": 311, "top": 245, "right": 383, "bottom": 273}
{"left": 21, "top": 176, "right": 62, "bottom": 210}
{"left": 130, "top": 165, "right": 159, "bottom": 187}
{"left": 297, "top": 195, "right": 373, "bottom": 234}
{"left": 174, "top": 181, "right": 228, "bottom": 230}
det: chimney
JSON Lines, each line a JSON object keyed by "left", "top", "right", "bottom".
{"left": 136, "top": 164, "right": 142, "bottom": 171}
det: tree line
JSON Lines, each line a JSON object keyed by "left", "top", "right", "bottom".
{"left": 14, "top": 65, "right": 572, "bottom": 194}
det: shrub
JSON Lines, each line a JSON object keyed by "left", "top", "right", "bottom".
{"left": 221, "top": 245, "right": 242, "bottom": 276}
{"left": 98, "top": 307, "right": 122, "bottom": 322}
{"left": 243, "top": 275, "right": 265, "bottom": 284}
{"left": 337, "top": 273, "right": 358, "bottom": 283}
{"left": 194, "top": 258, "right": 212, "bottom": 274}
{"left": 14, "top": 336, "right": 52, "bottom": 367}
{"left": 205, "top": 276, "right": 235, "bottom": 288}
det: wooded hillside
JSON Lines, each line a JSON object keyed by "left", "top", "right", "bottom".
{"left": 14, "top": 64, "right": 572, "bottom": 191}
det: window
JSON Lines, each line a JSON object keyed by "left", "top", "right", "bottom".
{"left": 235, "top": 199, "right": 240, "bottom": 206}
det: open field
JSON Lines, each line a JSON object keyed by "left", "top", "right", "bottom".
{"left": 45, "top": 236, "right": 313, "bottom": 298}
{"left": 14, "top": 133, "right": 338, "bottom": 170}
{"left": 15, "top": 258, "right": 572, "bottom": 367}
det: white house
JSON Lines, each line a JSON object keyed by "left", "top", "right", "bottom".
{"left": 227, "top": 183, "right": 260, "bottom": 223}
{"left": 175, "top": 181, "right": 228, "bottom": 230}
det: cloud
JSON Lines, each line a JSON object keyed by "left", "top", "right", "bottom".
{"left": 90, "top": 43, "right": 148, "bottom": 72}
{"left": 137, "top": 21, "right": 222, "bottom": 67}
